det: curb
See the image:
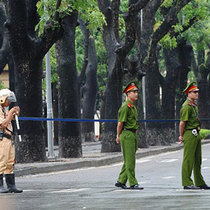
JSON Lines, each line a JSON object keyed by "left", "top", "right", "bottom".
{"left": 15, "top": 140, "right": 210, "bottom": 177}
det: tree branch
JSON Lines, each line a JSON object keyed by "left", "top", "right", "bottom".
{"left": 54, "top": 0, "right": 62, "bottom": 21}
{"left": 118, "top": 0, "right": 150, "bottom": 56}
{"left": 152, "top": 0, "right": 192, "bottom": 46}
{"left": 146, "top": 0, "right": 192, "bottom": 62}
{"left": 4, "top": 0, "right": 31, "bottom": 58}
{"left": 172, "top": 16, "right": 197, "bottom": 38}
{"left": 0, "top": 35, "right": 9, "bottom": 74}
{"left": 111, "top": 0, "right": 120, "bottom": 41}
{"left": 130, "top": 0, "right": 155, "bottom": 13}
{"left": 0, "top": 2, "right": 9, "bottom": 73}
{"left": 36, "top": 0, "right": 64, "bottom": 59}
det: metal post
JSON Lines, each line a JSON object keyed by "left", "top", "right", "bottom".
{"left": 142, "top": 77, "right": 146, "bottom": 120}
{"left": 141, "top": 10, "right": 146, "bottom": 121}
{"left": 46, "top": 51, "right": 55, "bottom": 158}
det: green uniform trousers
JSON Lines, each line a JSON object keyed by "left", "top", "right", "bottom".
{"left": 118, "top": 130, "right": 138, "bottom": 186}
{"left": 182, "top": 130, "right": 206, "bottom": 187}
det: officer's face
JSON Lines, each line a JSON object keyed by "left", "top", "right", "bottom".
{"left": 4, "top": 99, "right": 11, "bottom": 107}
{"left": 127, "top": 89, "right": 138, "bottom": 101}
{"left": 188, "top": 90, "right": 199, "bottom": 100}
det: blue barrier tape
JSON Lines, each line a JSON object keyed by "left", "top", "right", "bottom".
{"left": 18, "top": 117, "right": 210, "bottom": 123}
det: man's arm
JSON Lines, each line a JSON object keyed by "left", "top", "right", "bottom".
{"left": 116, "top": 122, "right": 124, "bottom": 144}
{"left": 179, "top": 121, "right": 186, "bottom": 143}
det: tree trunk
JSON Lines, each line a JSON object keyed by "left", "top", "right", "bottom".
{"left": 160, "top": 48, "right": 180, "bottom": 144}
{"left": 140, "top": 1, "right": 161, "bottom": 146}
{"left": 14, "top": 59, "right": 45, "bottom": 162}
{"left": 56, "top": 14, "right": 82, "bottom": 158}
{"left": 4, "top": 0, "right": 46, "bottom": 162}
{"left": 140, "top": 0, "right": 192, "bottom": 145}
{"left": 175, "top": 40, "right": 193, "bottom": 122}
{"left": 207, "top": 55, "right": 210, "bottom": 127}
{"left": 80, "top": 23, "right": 98, "bottom": 142}
{"left": 144, "top": 50, "right": 161, "bottom": 146}
{"left": 198, "top": 72, "right": 209, "bottom": 128}
{"left": 82, "top": 64, "right": 97, "bottom": 142}
{"left": 5, "top": 0, "right": 63, "bottom": 162}
{"left": 197, "top": 51, "right": 210, "bottom": 128}
{"left": 101, "top": 63, "right": 123, "bottom": 152}
{"left": 98, "top": 0, "right": 145, "bottom": 152}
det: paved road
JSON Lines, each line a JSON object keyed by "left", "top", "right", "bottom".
{"left": 1, "top": 143, "right": 210, "bottom": 210}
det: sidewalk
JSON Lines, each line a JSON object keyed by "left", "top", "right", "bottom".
{"left": 14, "top": 139, "right": 210, "bottom": 177}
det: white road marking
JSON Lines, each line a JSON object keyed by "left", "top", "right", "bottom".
{"left": 202, "top": 166, "right": 210, "bottom": 169}
{"left": 161, "top": 159, "right": 178, "bottom": 163}
{"left": 202, "top": 158, "right": 207, "bottom": 162}
{"left": 162, "top": 176, "right": 175, "bottom": 179}
{"left": 176, "top": 189, "right": 203, "bottom": 192}
{"left": 136, "top": 159, "right": 152, "bottom": 163}
{"left": 22, "top": 189, "right": 38, "bottom": 192}
{"left": 114, "top": 189, "right": 141, "bottom": 192}
{"left": 138, "top": 181, "right": 148, "bottom": 184}
{"left": 49, "top": 188, "right": 89, "bottom": 193}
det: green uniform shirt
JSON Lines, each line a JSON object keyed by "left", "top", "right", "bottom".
{"left": 118, "top": 100, "right": 138, "bottom": 130}
{"left": 180, "top": 99, "right": 200, "bottom": 130}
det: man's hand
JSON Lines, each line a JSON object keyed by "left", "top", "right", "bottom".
{"left": 179, "top": 121, "right": 186, "bottom": 144}
{"left": 116, "top": 136, "right": 120, "bottom": 144}
{"left": 1, "top": 106, "right": 20, "bottom": 129}
{"left": 178, "top": 136, "right": 183, "bottom": 144}
{"left": 10, "top": 106, "right": 20, "bottom": 116}
{"left": 116, "top": 122, "right": 123, "bottom": 144}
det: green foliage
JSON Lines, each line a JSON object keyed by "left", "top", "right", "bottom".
{"left": 36, "top": 0, "right": 105, "bottom": 35}
{"left": 200, "top": 129, "right": 210, "bottom": 140}
{"left": 36, "top": 0, "right": 60, "bottom": 35}
{"left": 161, "top": 0, "right": 174, "bottom": 8}
{"left": 181, "top": 0, "right": 210, "bottom": 68}
{"left": 158, "top": 47, "right": 167, "bottom": 77}
{"left": 0, "top": 81, "right": 5, "bottom": 89}
{"left": 156, "top": 0, "right": 210, "bottom": 50}
{"left": 183, "top": 17, "right": 210, "bottom": 51}
{"left": 120, "top": 0, "right": 129, "bottom": 13}
{"left": 187, "top": 70, "right": 196, "bottom": 82}
{"left": 75, "top": 0, "right": 106, "bottom": 32}
{"left": 97, "top": 64, "right": 107, "bottom": 92}
{"left": 75, "top": 27, "right": 85, "bottom": 72}
{"left": 95, "top": 32, "right": 107, "bottom": 93}
{"left": 160, "top": 34, "right": 177, "bottom": 49}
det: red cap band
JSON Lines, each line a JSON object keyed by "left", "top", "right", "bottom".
{"left": 124, "top": 85, "right": 137, "bottom": 93}
{"left": 185, "top": 85, "right": 197, "bottom": 94}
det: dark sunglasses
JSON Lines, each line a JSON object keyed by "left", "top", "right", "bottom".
{"left": 129, "top": 90, "right": 138, "bottom": 94}
{"left": 191, "top": 91, "right": 199, "bottom": 94}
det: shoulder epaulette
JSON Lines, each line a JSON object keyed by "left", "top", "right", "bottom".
{"left": 128, "top": 103, "right": 133, "bottom": 108}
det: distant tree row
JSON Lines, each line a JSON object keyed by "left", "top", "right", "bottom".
{"left": 0, "top": 0, "right": 209, "bottom": 163}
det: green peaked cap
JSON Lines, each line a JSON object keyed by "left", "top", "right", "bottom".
{"left": 183, "top": 81, "right": 199, "bottom": 94}
{"left": 123, "top": 81, "right": 138, "bottom": 93}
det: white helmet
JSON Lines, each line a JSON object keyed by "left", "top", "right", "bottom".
{"left": 0, "top": 89, "right": 17, "bottom": 104}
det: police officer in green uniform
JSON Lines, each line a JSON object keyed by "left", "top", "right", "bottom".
{"left": 115, "top": 81, "right": 143, "bottom": 190}
{"left": 179, "top": 82, "right": 210, "bottom": 190}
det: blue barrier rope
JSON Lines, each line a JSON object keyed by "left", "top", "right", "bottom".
{"left": 18, "top": 117, "right": 210, "bottom": 123}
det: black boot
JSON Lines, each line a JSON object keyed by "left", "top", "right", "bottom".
{"left": 0, "top": 174, "right": 8, "bottom": 193}
{"left": 5, "top": 174, "right": 23, "bottom": 193}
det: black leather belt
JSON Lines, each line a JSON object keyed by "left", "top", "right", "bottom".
{"left": 3, "top": 133, "right": 12, "bottom": 139}
{"left": 124, "top": 128, "right": 137, "bottom": 133}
